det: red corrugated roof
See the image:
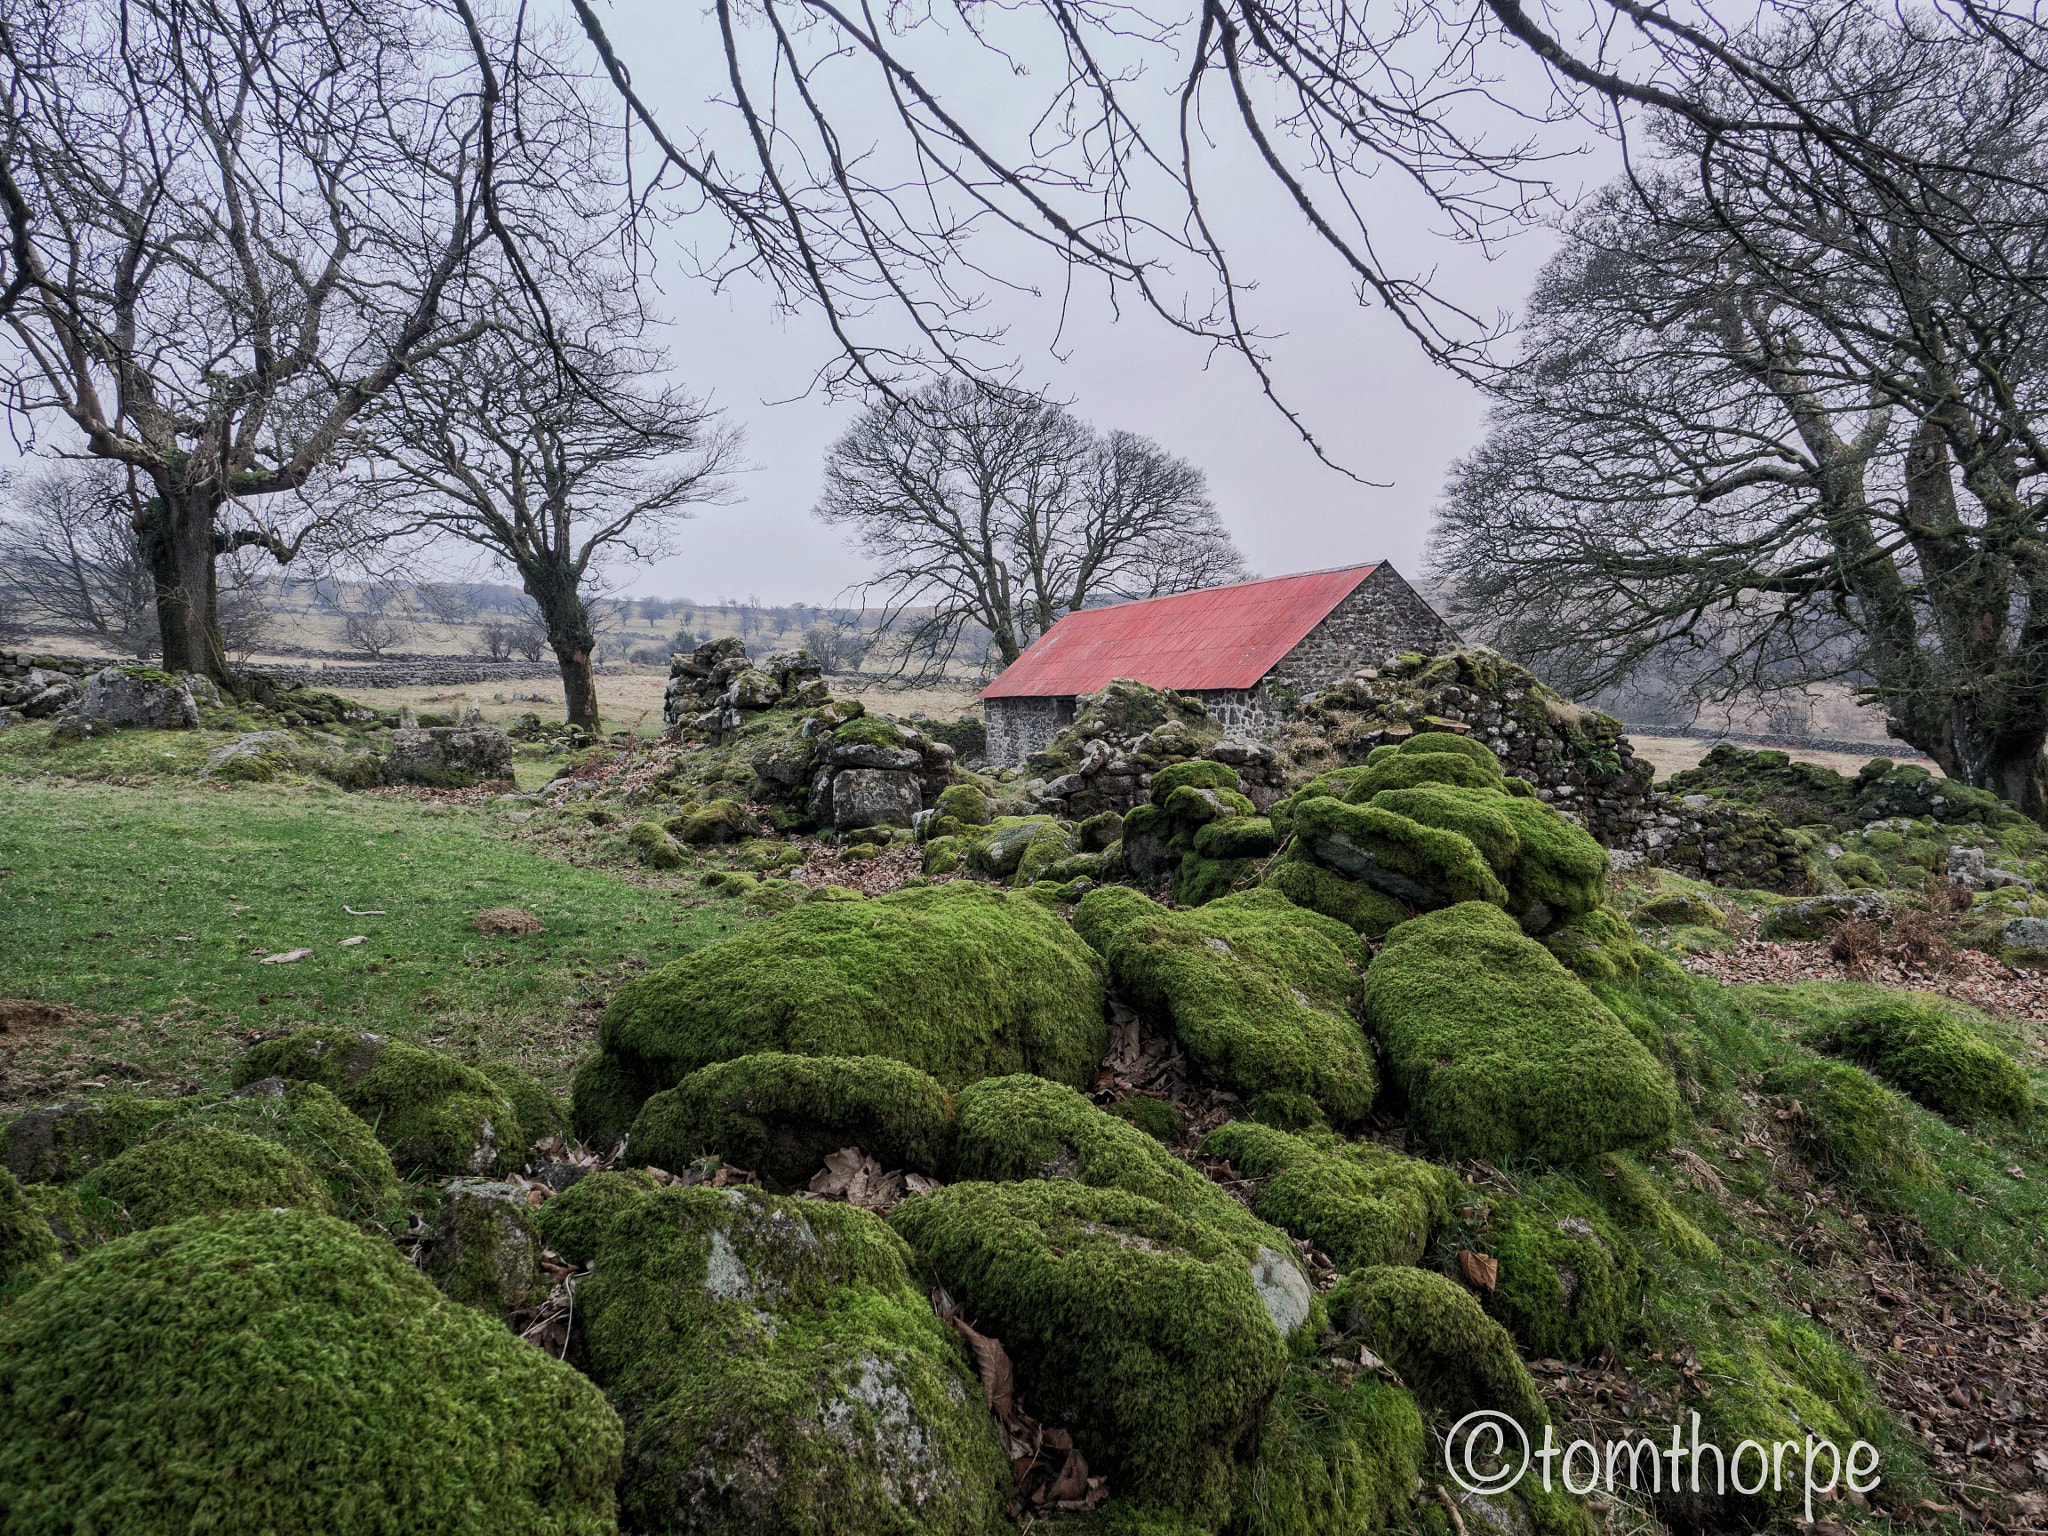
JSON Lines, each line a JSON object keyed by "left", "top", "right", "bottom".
{"left": 980, "top": 564, "right": 1379, "bottom": 698}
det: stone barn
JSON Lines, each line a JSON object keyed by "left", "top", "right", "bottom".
{"left": 980, "top": 562, "right": 1460, "bottom": 765}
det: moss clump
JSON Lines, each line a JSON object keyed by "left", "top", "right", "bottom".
{"left": 1339, "top": 750, "right": 1503, "bottom": 800}
{"left": 81, "top": 1124, "right": 333, "bottom": 1228}
{"left": 628, "top": 1053, "right": 957, "bottom": 1188}
{"left": 950, "top": 1075, "right": 1289, "bottom": 1259}
{"left": 1492, "top": 796, "right": 1608, "bottom": 921}
{"left": 533, "top": 1169, "right": 664, "bottom": 1265}
{"left": 1, "top": 1096, "right": 188, "bottom": 1184}
{"left": 482, "top": 1062, "right": 562, "bottom": 1144}
{"left": 1260, "top": 851, "right": 1410, "bottom": 936}
{"left": 1359, "top": 903, "right": 1677, "bottom": 1163}
{"left": 1, "top": 1167, "right": 61, "bottom": 1292}
{"left": 1200, "top": 1121, "right": 1455, "bottom": 1270}
{"left": 1763, "top": 1057, "right": 1931, "bottom": 1201}
{"left": 181, "top": 1079, "right": 398, "bottom": 1214}
{"left": 1814, "top": 994, "right": 2032, "bottom": 1123}
{"left": 1191, "top": 816, "right": 1278, "bottom": 860}
{"left": 1325, "top": 1266, "right": 1547, "bottom": 1427}
{"left": 892, "top": 1180, "right": 1291, "bottom": 1526}
{"left": 1592, "top": 1152, "right": 1718, "bottom": 1262}
{"left": 1172, "top": 851, "right": 1254, "bottom": 907}
{"left": 1482, "top": 1185, "right": 1639, "bottom": 1362}
{"left": 1075, "top": 887, "right": 1377, "bottom": 1127}
{"left": 1539, "top": 906, "right": 1643, "bottom": 986}
{"left": 742, "top": 876, "right": 808, "bottom": 913}
{"left": 569, "top": 1051, "right": 659, "bottom": 1151}
{"left": 555, "top": 1182, "right": 1008, "bottom": 1536}
{"left": 934, "top": 783, "right": 989, "bottom": 826}
{"left": 1230, "top": 1367, "right": 1423, "bottom": 1536}
{"left": 598, "top": 883, "right": 1106, "bottom": 1105}
{"left": 922, "top": 835, "right": 962, "bottom": 875}
{"left": 0, "top": 1208, "right": 621, "bottom": 1534}
{"left": 626, "top": 819, "right": 686, "bottom": 869}
{"left": 1108, "top": 1096, "right": 1183, "bottom": 1144}
{"left": 230, "top": 1028, "right": 528, "bottom": 1178}
{"left": 1291, "top": 797, "right": 1509, "bottom": 911}
{"left": 1150, "top": 759, "right": 1242, "bottom": 798}
{"left": 1367, "top": 785, "right": 1519, "bottom": 873}
{"left": 677, "top": 798, "right": 753, "bottom": 845}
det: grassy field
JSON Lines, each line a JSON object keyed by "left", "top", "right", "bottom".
{"left": 0, "top": 780, "right": 750, "bottom": 1112}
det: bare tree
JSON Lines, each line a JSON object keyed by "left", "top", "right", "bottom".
{"left": 1434, "top": 19, "right": 2048, "bottom": 816}
{"left": 370, "top": 311, "right": 739, "bottom": 729}
{"left": 340, "top": 607, "right": 410, "bottom": 660}
{"left": 0, "top": 462, "right": 158, "bottom": 656}
{"left": 817, "top": 380, "right": 1244, "bottom": 678}
{"left": 802, "top": 620, "right": 872, "bottom": 675}
{"left": 476, "top": 621, "right": 517, "bottom": 662}
{"left": 0, "top": 0, "right": 605, "bottom": 687}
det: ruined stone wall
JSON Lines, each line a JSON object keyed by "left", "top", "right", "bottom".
{"left": 1263, "top": 565, "right": 1463, "bottom": 698}
{"left": 986, "top": 695, "right": 1072, "bottom": 767}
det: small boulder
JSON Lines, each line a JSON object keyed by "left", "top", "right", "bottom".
{"left": 74, "top": 666, "right": 198, "bottom": 729}
{"left": 832, "top": 768, "right": 921, "bottom": 830}
{"left": 1760, "top": 891, "right": 1893, "bottom": 941}
{"left": 82, "top": 1123, "right": 333, "bottom": 1228}
{"left": 674, "top": 798, "right": 752, "bottom": 844}
{"left": 423, "top": 1179, "right": 547, "bottom": 1315}
{"left": 202, "top": 730, "right": 304, "bottom": 783}
{"left": 386, "top": 721, "right": 514, "bottom": 787}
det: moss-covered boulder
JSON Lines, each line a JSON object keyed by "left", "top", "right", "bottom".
{"left": 1074, "top": 888, "right": 1376, "bottom": 1127}
{"left": 934, "top": 783, "right": 989, "bottom": 827}
{"left": 1, "top": 1096, "right": 186, "bottom": 1185}
{"left": 423, "top": 1179, "right": 548, "bottom": 1316}
{"left": 1, "top": 1167, "right": 61, "bottom": 1292}
{"left": 596, "top": 884, "right": 1106, "bottom": 1134}
{"left": 542, "top": 1180, "right": 1007, "bottom": 1535}
{"left": 627, "top": 1053, "right": 957, "bottom": 1189}
{"left": 0, "top": 1208, "right": 621, "bottom": 1533}
{"left": 626, "top": 819, "right": 687, "bottom": 869}
{"left": 1481, "top": 1186, "right": 1639, "bottom": 1362}
{"left": 676, "top": 797, "right": 754, "bottom": 845}
{"left": 1229, "top": 1366, "right": 1423, "bottom": 1536}
{"left": 482, "top": 1062, "right": 563, "bottom": 1145}
{"left": 534, "top": 1169, "right": 665, "bottom": 1264}
{"left": 182, "top": 1078, "right": 399, "bottom": 1213}
{"left": 1360, "top": 903, "right": 1677, "bottom": 1163}
{"left": 571, "top": 1052, "right": 662, "bottom": 1152}
{"left": 892, "top": 1180, "right": 1293, "bottom": 1526}
{"left": 81, "top": 1124, "right": 333, "bottom": 1228}
{"left": 1199, "top": 1121, "right": 1454, "bottom": 1270}
{"left": 1260, "top": 850, "right": 1410, "bottom": 936}
{"left": 951, "top": 1075, "right": 1296, "bottom": 1263}
{"left": 1537, "top": 907, "right": 1644, "bottom": 986}
{"left": 1811, "top": 995, "right": 2031, "bottom": 1124}
{"left": 1325, "top": 1266, "right": 1547, "bottom": 1427}
{"left": 1290, "top": 796, "right": 1509, "bottom": 911}
{"left": 230, "top": 1028, "right": 529, "bottom": 1178}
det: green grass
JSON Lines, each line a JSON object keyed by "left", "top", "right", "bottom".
{"left": 0, "top": 781, "right": 749, "bottom": 1101}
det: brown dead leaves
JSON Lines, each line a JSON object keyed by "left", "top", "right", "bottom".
{"left": 1685, "top": 936, "right": 2048, "bottom": 1026}
{"left": 931, "top": 1288, "right": 1108, "bottom": 1517}
{"left": 803, "top": 1146, "right": 938, "bottom": 1214}
{"left": 1456, "top": 1250, "right": 1498, "bottom": 1292}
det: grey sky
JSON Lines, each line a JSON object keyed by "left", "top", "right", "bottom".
{"left": 598, "top": 0, "right": 1597, "bottom": 607}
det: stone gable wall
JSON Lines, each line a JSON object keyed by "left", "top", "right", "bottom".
{"left": 1262, "top": 566, "right": 1463, "bottom": 699}
{"left": 986, "top": 695, "right": 1070, "bottom": 766}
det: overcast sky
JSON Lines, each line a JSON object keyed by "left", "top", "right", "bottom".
{"left": 598, "top": 0, "right": 1607, "bottom": 607}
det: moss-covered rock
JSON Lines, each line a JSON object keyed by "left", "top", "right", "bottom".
{"left": 597, "top": 884, "right": 1106, "bottom": 1132}
{"left": 934, "top": 783, "right": 989, "bottom": 827}
{"left": 1228, "top": 1366, "right": 1423, "bottom": 1536}
{"left": 1360, "top": 903, "right": 1678, "bottom": 1163}
{"left": 533, "top": 1168, "right": 665, "bottom": 1264}
{"left": 627, "top": 1053, "right": 957, "bottom": 1189}
{"left": 550, "top": 1181, "right": 1007, "bottom": 1535}
{"left": 0, "top": 1208, "right": 621, "bottom": 1533}
{"left": 230, "top": 1029, "right": 528, "bottom": 1178}
{"left": 1812, "top": 994, "right": 2031, "bottom": 1124}
{"left": 482, "top": 1062, "right": 562, "bottom": 1145}
{"left": 677, "top": 797, "right": 754, "bottom": 845}
{"left": 1492, "top": 796, "right": 1609, "bottom": 922}
{"left": 1107, "top": 1096, "right": 1183, "bottom": 1144}
{"left": 1, "top": 1167, "right": 61, "bottom": 1291}
{"left": 1172, "top": 851, "right": 1255, "bottom": 907}
{"left": 1325, "top": 1266, "right": 1547, "bottom": 1427}
{"left": 81, "top": 1123, "right": 333, "bottom": 1228}
{"left": 1074, "top": 887, "right": 1376, "bottom": 1127}
{"left": 190, "top": 1078, "right": 399, "bottom": 1214}
{"left": 1, "top": 1096, "right": 187, "bottom": 1184}
{"left": 1481, "top": 1186, "right": 1639, "bottom": 1362}
{"left": 1538, "top": 907, "right": 1644, "bottom": 986}
{"left": 1259, "top": 850, "right": 1410, "bottom": 936}
{"left": 1199, "top": 1121, "right": 1455, "bottom": 1270}
{"left": 1762, "top": 1057, "right": 1931, "bottom": 1202}
{"left": 892, "top": 1180, "right": 1292, "bottom": 1525}
{"left": 1291, "top": 797, "right": 1509, "bottom": 911}
{"left": 423, "top": 1179, "right": 548, "bottom": 1316}
{"left": 626, "top": 819, "right": 687, "bottom": 869}
{"left": 951, "top": 1075, "right": 1294, "bottom": 1262}
{"left": 570, "top": 1052, "right": 660, "bottom": 1151}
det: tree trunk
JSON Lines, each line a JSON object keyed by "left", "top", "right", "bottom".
{"left": 525, "top": 568, "right": 601, "bottom": 731}
{"left": 140, "top": 488, "right": 230, "bottom": 683}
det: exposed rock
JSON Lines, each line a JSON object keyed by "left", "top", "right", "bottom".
{"left": 0, "top": 666, "right": 82, "bottom": 719}
{"left": 1760, "top": 891, "right": 1894, "bottom": 941}
{"left": 832, "top": 767, "right": 921, "bottom": 830}
{"left": 1950, "top": 846, "right": 2035, "bottom": 892}
{"left": 423, "top": 1179, "right": 547, "bottom": 1315}
{"left": 386, "top": 720, "right": 513, "bottom": 787}
{"left": 202, "top": 730, "right": 306, "bottom": 782}
{"left": 73, "top": 666, "right": 198, "bottom": 729}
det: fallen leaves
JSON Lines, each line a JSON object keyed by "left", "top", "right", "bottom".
{"left": 932, "top": 1287, "right": 1109, "bottom": 1516}
{"left": 1457, "top": 1250, "right": 1498, "bottom": 1292}
{"left": 1683, "top": 936, "right": 2048, "bottom": 1024}
{"left": 802, "top": 1146, "right": 938, "bottom": 1214}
